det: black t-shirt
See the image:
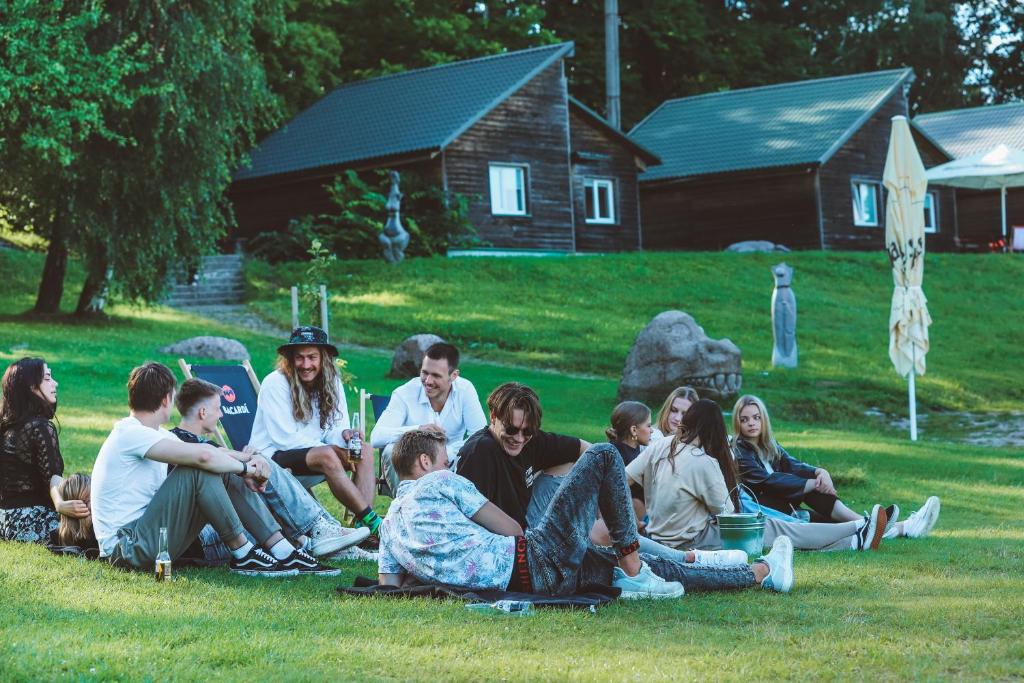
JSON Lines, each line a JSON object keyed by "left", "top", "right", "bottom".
{"left": 455, "top": 427, "right": 580, "bottom": 530}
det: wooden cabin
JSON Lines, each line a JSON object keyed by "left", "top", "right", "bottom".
{"left": 915, "top": 102, "right": 1024, "bottom": 250}
{"left": 229, "top": 43, "right": 659, "bottom": 254}
{"left": 629, "top": 70, "right": 957, "bottom": 251}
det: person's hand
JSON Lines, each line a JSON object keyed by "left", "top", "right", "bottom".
{"left": 57, "top": 499, "right": 90, "bottom": 518}
{"left": 243, "top": 454, "right": 271, "bottom": 493}
{"left": 418, "top": 423, "right": 445, "bottom": 435}
{"left": 815, "top": 470, "right": 836, "bottom": 496}
{"left": 242, "top": 444, "right": 260, "bottom": 457}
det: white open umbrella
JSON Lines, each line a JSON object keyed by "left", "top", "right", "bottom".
{"left": 884, "top": 116, "right": 931, "bottom": 441}
{"left": 925, "top": 143, "right": 1024, "bottom": 249}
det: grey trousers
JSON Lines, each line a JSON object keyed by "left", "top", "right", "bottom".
{"left": 110, "top": 466, "right": 280, "bottom": 569}
{"left": 690, "top": 517, "right": 858, "bottom": 552}
{"left": 524, "top": 444, "right": 756, "bottom": 595}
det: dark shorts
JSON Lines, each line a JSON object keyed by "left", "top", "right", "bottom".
{"left": 272, "top": 448, "right": 316, "bottom": 476}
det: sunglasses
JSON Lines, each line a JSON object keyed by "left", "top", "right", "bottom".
{"left": 502, "top": 424, "right": 535, "bottom": 439}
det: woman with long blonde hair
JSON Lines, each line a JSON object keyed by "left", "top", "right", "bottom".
{"left": 731, "top": 395, "right": 940, "bottom": 539}
{"left": 57, "top": 473, "right": 96, "bottom": 548}
{"left": 651, "top": 386, "right": 699, "bottom": 440}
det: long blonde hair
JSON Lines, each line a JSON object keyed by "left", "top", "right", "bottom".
{"left": 278, "top": 349, "right": 344, "bottom": 430}
{"left": 57, "top": 473, "right": 93, "bottom": 546}
{"left": 731, "top": 395, "right": 781, "bottom": 464}
{"left": 655, "top": 386, "right": 699, "bottom": 435}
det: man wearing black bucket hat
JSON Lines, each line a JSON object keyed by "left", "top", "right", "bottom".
{"left": 249, "top": 326, "right": 382, "bottom": 541}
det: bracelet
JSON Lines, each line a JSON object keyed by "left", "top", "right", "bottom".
{"left": 239, "top": 460, "right": 248, "bottom": 476}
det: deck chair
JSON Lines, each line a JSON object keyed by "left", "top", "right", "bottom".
{"left": 178, "top": 359, "right": 327, "bottom": 496}
{"left": 1013, "top": 226, "right": 1024, "bottom": 252}
{"left": 360, "top": 389, "right": 393, "bottom": 497}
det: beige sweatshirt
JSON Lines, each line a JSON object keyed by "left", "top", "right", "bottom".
{"left": 625, "top": 437, "right": 732, "bottom": 548}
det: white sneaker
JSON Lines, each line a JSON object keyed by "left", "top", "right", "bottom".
{"left": 307, "top": 517, "right": 370, "bottom": 556}
{"left": 758, "top": 536, "right": 793, "bottom": 593}
{"left": 612, "top": 561, "right": 685, "bottom": 600}
{"left": 324, "top": 544, "right": 379, "bottom": 562}
{"left": 902, "top": 496, "right": 941, "bottom": 538}
{"left": 692, "top": 549, "right": 749, "bottom": 567}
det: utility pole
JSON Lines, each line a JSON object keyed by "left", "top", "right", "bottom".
{"left": 605, "top": 0, "right": 621, "bottom": 130}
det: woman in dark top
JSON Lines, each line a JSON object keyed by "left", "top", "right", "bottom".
{"left": 605, "top": 401, "right": 654, "bottom": 467}
{"left": 730, "top": 394, "right": 879, "bottom": 524}
{"left": 0, "top": 358, "right": 89, "bottom": 543}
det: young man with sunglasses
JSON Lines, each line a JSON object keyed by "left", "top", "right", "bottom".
{"left": 455, "top": 382, "right": 589, "bottom": 531}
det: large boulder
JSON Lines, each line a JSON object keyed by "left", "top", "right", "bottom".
{"left": 726, "top": 240, "right": 791, "bottom": 253}
{"left": 618, "top": 311, "right": 742, "bottom": 404}
{"left": 389, "top": 334, "right": 444, "bottom": 378}
{"left": 160, "top": 336, "right": 249, "bottom": 361}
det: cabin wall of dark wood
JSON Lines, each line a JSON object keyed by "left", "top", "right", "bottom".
{"left": 819, "top": 92, "right": 906, "bottom": 250}
{"left": 817, "top": 91, "right": 957, "bottom": 252}
{"left": 568, "top": 110, "right": 641, "bottom": 252}
{"left": 638, "top": 169, "right": 820, "bottom": 250}
{"left": 229, "top": 160, "right": 440, "bottom": 244}
{"left": 913, "top": 130, "right": 958, "bottom": 251}
{"left": 953, "top": 188, "right": 1024, "bottom": 249}
{"left": 444, "top": 62, "right": 574, "bottom": 251}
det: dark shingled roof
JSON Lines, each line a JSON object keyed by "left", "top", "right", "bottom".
{"left": 628, "top": 69, "right": 914, "bottom": 182}
{"left": 567, "top": 96, "right": 660, "bottom": 165}
{"left": 915, "top": 102, "right": 1024, "bottom": 159}
{"left": 235, "top": 43, "right": 574, "bottom": 181}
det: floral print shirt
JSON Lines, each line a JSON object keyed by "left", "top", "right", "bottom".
{"left": 379, "top": 470, "right": 516, "bottom": 590}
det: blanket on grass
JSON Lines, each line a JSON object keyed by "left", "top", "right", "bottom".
{"left": 337, "top": 576, "right": 619, "bottom": 610}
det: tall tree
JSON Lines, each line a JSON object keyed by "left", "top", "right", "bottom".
{"left": 0, "top": 1, "right": 143, "bottom": 312}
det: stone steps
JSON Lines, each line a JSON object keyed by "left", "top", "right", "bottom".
{"left": 164, "top": 254, "right": 246, "bottom": 308}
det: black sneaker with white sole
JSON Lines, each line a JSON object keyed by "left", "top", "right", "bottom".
{"left": 230, "top": 547, "right": 300, "bottom": 577}
{"left": 278, "top": 548, "right": 342, "bottom": 576}
{"left": 856, "top": 504, "right": 887, "bottom": 551}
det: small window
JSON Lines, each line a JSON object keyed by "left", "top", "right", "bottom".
{"left": 852, "top": 181, "right": 881, "bottom": 227}
{"left": 923, "top": 191, "right": 939, "bottom": 233}
{"left": 584, "top": 178, "right": 616, "bottom": 224}
{"left": 488, "top": 164, "right": 528, "bottom": 216}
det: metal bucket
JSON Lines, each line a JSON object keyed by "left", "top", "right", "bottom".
{"left": 717, "top": 485, "right": 766, "bottom": 560}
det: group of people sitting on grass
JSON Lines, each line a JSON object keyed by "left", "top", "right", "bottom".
{"left": 0, "top": 324, "right": 941, "bottom": 599}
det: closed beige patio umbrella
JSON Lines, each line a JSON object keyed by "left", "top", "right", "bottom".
{"left": 883, "top": 115, "right": 931, "bottom": 441}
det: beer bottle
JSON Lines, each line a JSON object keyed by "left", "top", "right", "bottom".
{"left": 348, "top": 412, "right": 363, "bottom": 458}
{"left": 155, "top": 526, "right": 172, "bottom": 582}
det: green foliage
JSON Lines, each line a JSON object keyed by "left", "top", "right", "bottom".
{"left": 298, "top": 237, "right": 337, "bottom": 324}
{"left": 249, "top": 169, "right": 479, "bottom": 262}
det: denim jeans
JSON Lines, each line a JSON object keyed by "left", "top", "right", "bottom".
{"left": 524, "top": 444, "right": 756, "bottom": 595}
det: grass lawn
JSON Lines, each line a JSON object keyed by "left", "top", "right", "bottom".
{"left": 1, "top": 248, "right": 1022, "bottom": 681}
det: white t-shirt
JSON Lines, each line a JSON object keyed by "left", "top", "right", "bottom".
{"left": 91, "top": 416, "right": 176, "bottom": 557}
{"left": 248, "top": 370, "right": 350, "bottom": 454}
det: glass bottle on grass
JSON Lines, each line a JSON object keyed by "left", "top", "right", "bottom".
{"left": 348, "top": 412, "right": 362, "bottom": 458}
{"left": 155, "top": 526, "right": 172, "bottom": 582}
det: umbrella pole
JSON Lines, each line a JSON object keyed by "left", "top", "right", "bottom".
{"left": 1001, "top": 186, "right": 1008, "bottom": 252}
{"left": 909, "top": 345, "right": 918, "bottom": 441}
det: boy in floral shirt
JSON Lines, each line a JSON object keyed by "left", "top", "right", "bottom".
{"left": 379, "top": 430, "right": 794, "bottom": 597}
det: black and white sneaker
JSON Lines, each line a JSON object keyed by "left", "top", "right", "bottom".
{"left": 278, "top": 548, "right": 342, "bottom": 576}
{"left": 230, "top": 547, "right": 300, "bottom": 577}
{"left": 856, "top": 504, "right": 887, "bottom": 551}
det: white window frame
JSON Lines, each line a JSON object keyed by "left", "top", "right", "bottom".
{"left": 584, "top": 177, "right": 616, "bottom": 224}
{"left": 488, "top": 163, "right": 528, "bottom": 216}
{"left": 923, "top": 191, "right": 939, "bottom": 233}
{"left": 852, "top": 180, "right": 882, "bottom": 228}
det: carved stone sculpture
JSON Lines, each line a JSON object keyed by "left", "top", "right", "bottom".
{"left": 617, "top": 311, "right": 742, "bottom": 404}
{"left": 159, "top": 336, "right": 250, "bottom": 361}
{"left": 390, "top": 333, "right": 445, "bottom": 378}
{"left": 771, "top": 262, "right": 797, "bottom": 368}
{"left": 725, "top": 240, "right": 791, "bottom": 253}
{"left": 379, "top": 170, "right": 410, "bottom": 264}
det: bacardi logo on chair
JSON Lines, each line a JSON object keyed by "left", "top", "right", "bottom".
{"left": 222, "top": 385, "right": 237, "bottom": 403}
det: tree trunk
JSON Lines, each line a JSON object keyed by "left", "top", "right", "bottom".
{"left": 33, "top": 211, "right": 68, "bottom": 314}
{"left": 75, "top": 250, "right": 111, "bottom": 317}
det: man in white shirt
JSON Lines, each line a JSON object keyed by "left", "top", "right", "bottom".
{"left": 371, "top": 342, "right": 486, "bottom": 495}
{"left": 249, "top": 326, "right": 381, "bottom": 537}
{"left": 92, "top": 362, "right": 336, "bottom": 576}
